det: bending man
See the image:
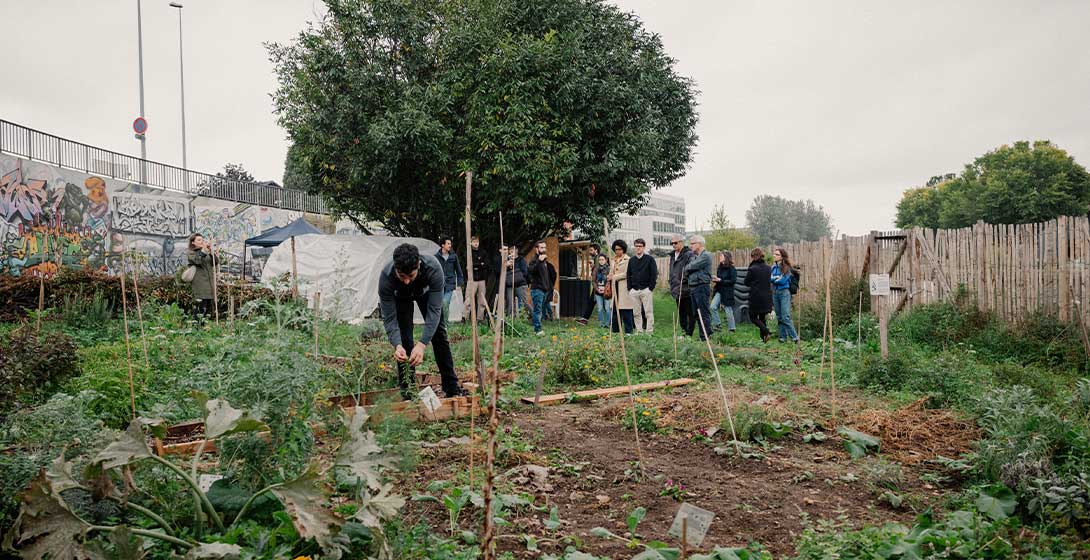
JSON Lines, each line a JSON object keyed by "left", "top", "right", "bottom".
{"left": 378, "top": 243, "right": 466, "bottom": 399}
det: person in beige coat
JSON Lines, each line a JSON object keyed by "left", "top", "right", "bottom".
{"left": 609, "top": 239, "right": 635, "bottom": 334}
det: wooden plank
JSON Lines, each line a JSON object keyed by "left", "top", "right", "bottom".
{"left": 522, "top": 378, "right": 696, "bottom": 406}
{"left": 353, "top": 395, "right": 482, "bottom": 422}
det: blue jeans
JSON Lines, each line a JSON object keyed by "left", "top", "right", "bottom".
{"left": 690, "top": 283, "right": 712, "bottom": 341}
{"left": 442, "top": 289, "right": 453, "bottom": 321}
{"left": 773, "top": 289, "right": 799, "bottom": 341}
{"left": 595, "top": 294, "right": 612, "bottom": 328}
{"left": 710, "top": 293, "right": 736, "bottom": 331}
{"left": 531, "top": 288, "right": 547, "bottom": 332}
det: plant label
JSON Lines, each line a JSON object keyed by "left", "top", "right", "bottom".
{"left": 869, "top": 273, "right": 891, "bottom": 296}
{"left": 419, "top": 386, "right": 442, "bottom": 413}
{"left": 668, "top": 502, "right": 714, "bottom": 547}
{"left": 198, "top": 474, "right": 224, "bottom": 493}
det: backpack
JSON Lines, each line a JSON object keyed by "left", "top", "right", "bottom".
{"left": 789, "top": 268, "right": 799, "bottom": 295}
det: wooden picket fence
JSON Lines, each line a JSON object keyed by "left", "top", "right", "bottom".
{"left": 657, "top": 215, "right": 1090, "bottom": 324}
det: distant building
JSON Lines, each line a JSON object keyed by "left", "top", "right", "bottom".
{"left": 611, "top": 191, "right": 686, "bottom": 254}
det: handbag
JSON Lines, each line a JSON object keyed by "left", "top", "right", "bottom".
{"left": 181, "top": 266, "right": 197, "bottom": 283}
{"left": 603, "top": 279, "right": 613, "bottom": 300}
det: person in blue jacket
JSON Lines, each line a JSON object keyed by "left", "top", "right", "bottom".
{"left": 770, "top": 247, "right": 799, "bottom": 343}
{"left": 435, "top": 237, "right": 463, "bottom": 321}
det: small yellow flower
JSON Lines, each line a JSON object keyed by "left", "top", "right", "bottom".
{"left": 765, "top": 376, "right": 776, "bottom": 383}
{"left": 642, "top": 410, "right": 651, "bottom": 416}
{"left": 799, "top": 370, "right": 807, "bottom": 378}
{"left": 551, "top": 335, "right": 558, "bottom": 342}
{"left": 716, "top": 353, "right": 725, "bottom": 359}
{"left": 379, "top": 363, "right": 387, "bottom": 370}
{"left": 294, "top": 556, "right": 313, "bottom": 560}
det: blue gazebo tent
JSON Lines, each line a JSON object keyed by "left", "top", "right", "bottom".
{"left": 243, "top": 217, "right": 323, "bottom": 284}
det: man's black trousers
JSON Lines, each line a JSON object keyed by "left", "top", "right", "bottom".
{"left": 394, "top": 295, "right": 460, "bottom": 398}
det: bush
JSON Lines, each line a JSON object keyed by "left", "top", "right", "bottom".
{"left": 796, "top": 264, "right": 870, "bottom": 340}
{"left": 0, "top": 327, "right": 80, "bottom": 410}
{"left": 543, "top": 332, "right": 612, "bottom": 386}
{"left": 853, "top": 348, "right": 988, "bottom": 408}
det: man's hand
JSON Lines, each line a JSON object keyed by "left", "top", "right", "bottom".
{"left": 409, "top": 342, "right": 426, "bottom": 366}
{"left": 394, "top": 345, "right": 408, "bottom": 362}
{"left": 538, "top": 253, "right": 547, "bottom": 261}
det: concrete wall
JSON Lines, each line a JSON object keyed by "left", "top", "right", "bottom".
{"left": 0, "top": 153, "right": 301, "bottom": 277}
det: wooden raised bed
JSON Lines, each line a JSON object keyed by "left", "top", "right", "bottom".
{"left": 522, "top": 378, "right": 696, "bottom": 406}
{"left": 151, "top": 420, "right": 272, "bottom": 457}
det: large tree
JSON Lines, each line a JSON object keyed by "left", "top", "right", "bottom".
{"left": 268, "top": 0, "right": 698, "bottom": 247}
{"left": 744, "top": 195, "right": 832, "bottom": 245}
{"left": 896, "top": 141, "right": 1090, "bottom": 229}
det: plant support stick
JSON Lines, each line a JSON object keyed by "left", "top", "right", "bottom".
{"left": 119, "top": 247, "right": 137, "bottom": 419}
{"left": 696, "top": 308, "right": 738, "bottom": 441}
{"left": 481, "top": 211, "right": 508, "bottom": 560}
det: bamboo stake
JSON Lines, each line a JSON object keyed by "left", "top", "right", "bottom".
{"left": 119, "top": 246, "right": 137, "bottom": 419}
{"left": 290, "top": 236, "right": 298, "bottom": 299}
{"left": 827, "top": 236, "right": 837, "bottom": 422}
{"left": 129, "top": 247, "right": 150, "bottom": 371}
{"left": 696, "top": 307, "right": 738, "bottom": 441}
{"left": 481, "top": 212, "right": 509, "bottom": 560}
{"left": 313, "top": 292, "right": 321, "bottom": 359}
{"left": 857, "top": 290, "right": 863, "bottom": 359}
{"left": 36, "top": 273, "right": 44, "bottom": 334}
{"left": 464, "top": 171, "right": 482, "bottom": 486}
{"left": 612, "top": 268, "right": 646, "bottom": 474}
{"left": 210, "top": 240, "right": 220, "bottom": 324}
{"left": 465, "top": 171, "right": 483, "bottom": 387}
{"left": 681, "top": 517, "right": 689, "bottom": 559}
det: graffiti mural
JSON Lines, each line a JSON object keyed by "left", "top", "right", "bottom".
{"left": 111, "top": 194, "right": 189, "bottom": 237}
{"left": 195, "top": 205, "right": 258, "bottom": 256}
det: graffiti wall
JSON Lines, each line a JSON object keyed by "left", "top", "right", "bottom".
{"left": 0, "top": 154, "right": 300, "bottom": 277}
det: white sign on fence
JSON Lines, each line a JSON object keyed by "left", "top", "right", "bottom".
{"left": 869, "top": 273, "right": 891, "bottom": 296}
{"left": 667, "top": 502, "right": 715, "bottom": 547}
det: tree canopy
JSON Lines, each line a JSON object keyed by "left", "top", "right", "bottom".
{"left": 896, "top": 141, "right": 1090, "bottom": 229}
{"left": 269, "top": 0, "right": 698, "bottom": 247}
{"left": 703, "top": 204, "right": 758, "bottom": 251}
{"left": 744, "top": 196, "right": 832, "bottom": 245}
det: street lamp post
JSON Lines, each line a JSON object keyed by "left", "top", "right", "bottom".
{"left": 169, "top": 2, "right": 188, "bottom": 177}
{"left": 136, "top": 0, "right": 147, "bottom": 185}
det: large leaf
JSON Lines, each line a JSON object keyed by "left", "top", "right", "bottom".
{"left": 335, "top": 408, "right": 397, "bottom": 491}
{"left": 690, "top": 548, "right": 759, "bottom": 560}
{"left": 183, "top": 543, "right": 242, "bottom": 560}
{"left": 353, "top": 484, "right": 405, "bottom": 529}
{"left": 196, "top": 395, "right": 268, "bottom": 439}
{"left": 93, "top": 419, "right": 156, "bottom": 470}
{"left": 46, "top": 452, "right": 83, "bottom": 494}
{"left": 632, "top": 543, "right": 680, "bottom": 560}
{"left": 270, "top": 468, "right": 344, "bottom": 553}
{"left": 5, "top": 472, "right": 93, "bottom": 560}
{"left": 626, "top": 506, "right": 647, "bottom": 534}
{"left": 976, "top": 485, "right": 1017, "bottom": 521}
{"left": 86, "top": 526, "right": 146, "bottom": 560}
{"left": 837, "top": 427, "right": 881, "bottom": 459}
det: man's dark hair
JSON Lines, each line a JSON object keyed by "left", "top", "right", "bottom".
{"left": 589, "top": 244, "right": 600, "bottom": 254}
{"left": 471, "top": 235, "right": 479, "bottom": 241}
{"left": 611, "top": 239, "right": 628, "bottom": 253}
{"left": 634, "top": 238, "right": 646, "bottom": 246}
{"left": 393, "top": 243, "right": 421, "bottom": 274}
{"left": 439, "top": 236, "right": 453, "bottom": 246}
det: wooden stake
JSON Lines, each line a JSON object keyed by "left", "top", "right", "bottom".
{"left": 612, "top": 268, "right": 646, "bottom": 474}
{"left": 36, "top": 273, "right": 44, "bottom": 334}
{"left": 119, "top": 248, "right": 137, "bottom": 419}
{"left": 681, "top": 517, "right": 689, "bottom": 559}
{"left": 290, "top": 235, "right": 298, "bottom": 299}
{"left": 313, "top": 291, "right": 322, "bottom": 359}
{"left": 481, "top": 212, "right": 508, "bottom": 560}
{"left": 829, "top": 237, "right": 838, "bottom": 422}
{"left": 857, "top": 290, "right": 863, "bottom": 359}
{"left": 465, "top": 171, "right": 484, "bottom": 387}
{"left": 210, "top": 240, "right": 220, "bottom": 324}
{"left": 696, "top": 307, "right": 738, "bottom": 441}
{"left": 129, "top": 249, "right": 150, "bottom": 371}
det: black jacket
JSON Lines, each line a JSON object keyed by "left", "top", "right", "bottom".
{"left": 626, "top": 254, "right": 658, "bottom": 291}
{"left": 715, "top": 264, "right": 737, "bottom": 306}
{"left": 434, "top": 250, "right": 463, "bottom": 291}
{"left": 668, "top": 247, "right": 693, "bottom": 297}
{"left": 528, "top": 255, "right": 553, "bottom": 292}
{"left": 744, "top": 259, "right": 773, "bottom": 314}
{"left": 378, "top": 254, "right": 444, "bottom": 347}
{"left": 469, "top": 247, "right": 490, "bottom": 281}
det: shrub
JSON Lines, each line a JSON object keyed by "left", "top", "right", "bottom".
{"left": 0, "top": 327, "right": 80, "bottom": 409}
{"left": 852, "top": 348, "right": 989, "bottom": 408}
{"left": 544, "top": 332, "right": 612, "bottom": 386}
{"left": 725, "top": 402, "right": 770, "bottom": 442}
{"left": 796, "top": 264, "right": 870, "bottom": 340}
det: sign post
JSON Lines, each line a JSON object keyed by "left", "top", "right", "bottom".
{"left": 869, "top": 273, "right": 891, "bottom": 358}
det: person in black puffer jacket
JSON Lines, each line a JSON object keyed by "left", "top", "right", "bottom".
{"left": 744, "top": 247, "right": 773, "bottom": 342}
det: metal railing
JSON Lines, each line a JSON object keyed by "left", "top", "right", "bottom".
{"left": 0, "top": 118, "right": 328, "bottom": 214}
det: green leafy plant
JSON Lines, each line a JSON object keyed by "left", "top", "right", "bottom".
{"left": 838, "top": 427, "right": 881, "bottom": 459}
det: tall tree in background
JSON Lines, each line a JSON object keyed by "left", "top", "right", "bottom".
{"left": 217, "top": 163, "right": 255, "bottom": 183}
{"left": 896, "top": 141, "right": 1090, "bottom": 229}
{"left": 268, "top": 0, "right": 698, "bottom": 247}
{"left": 282, "top": 144, "right": 311, "bottom": 192}
{"left": 704, "top": 204, "right": 758, "bottom": 251}
{"left": 745, "top": 195, "right": 832, "bottom": 245}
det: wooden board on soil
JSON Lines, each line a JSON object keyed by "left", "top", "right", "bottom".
{"left": 152, "top": 420, "right": 271, "bottom": 457}
{"left": 523, "top": 378, "right": 696, "bottom": 406}
{"left": 343, "top": 394, "right": 482, "bottom": 423}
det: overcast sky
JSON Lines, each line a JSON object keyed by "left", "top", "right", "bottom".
{"left": 4, "top": 1, "right": 1089, "bottom": 235}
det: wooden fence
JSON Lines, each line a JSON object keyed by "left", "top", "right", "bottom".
{"left": 656, "top": 216, "right": 1090, "bottom": 324}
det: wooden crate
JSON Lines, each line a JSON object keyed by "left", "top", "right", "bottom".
{"left": 344, "top": 395, "right": 482, "bottom": 423}
{"left": 152, "top": 420, "right": 271, "bottom": 457}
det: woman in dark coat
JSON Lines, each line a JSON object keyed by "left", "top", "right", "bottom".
{"left": 187, "top": 233, "right": 217, "bottom": 320}
{"left": 710, "top": 251, "right": 737, "bottom": 332}
{"left": 743, "top": 247, "right": 773, "bottom": 342}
